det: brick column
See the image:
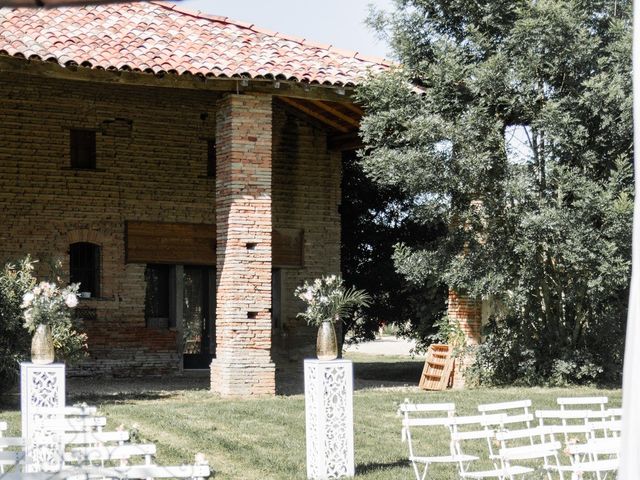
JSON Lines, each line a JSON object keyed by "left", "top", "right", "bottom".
{"left": 211, "top": 93, "right": 275, "bottom": 396}
{"left": 447, "top": 289, "right": 482, "bottom": 388}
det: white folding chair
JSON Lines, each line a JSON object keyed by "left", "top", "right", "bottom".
{"left": 478, "top": 400, "right": 536, "bottom": 465}
{"left": 565, "top": 436, "right": 620, "bottom": 480}
{"left": 450, "top": 414, "right": 532, "bottom": 479}
{"left": 496, "top": 426, "right": 562, "bottom": 480}
{"left": 398, "top": 400, "right": 474, "bottom": 480}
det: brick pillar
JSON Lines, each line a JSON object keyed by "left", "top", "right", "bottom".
{"left": 211, "top": 93, "right": 275, "bottom": 396}
{"left": 447, "top": 289, "right": 482, "bottom": 388}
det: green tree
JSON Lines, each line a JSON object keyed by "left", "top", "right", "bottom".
{"left": 357, "top": 0, "right": 632, "bottom": 384}
{"left": 341, "top": 151, "right": 447, "bottom": 345}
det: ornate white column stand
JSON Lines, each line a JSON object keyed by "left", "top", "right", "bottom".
{"left": 304, "top": 359, "right": 354, "bottom": 479}
{"left": 20, "top": 362, "right": 66, "bottom": 472}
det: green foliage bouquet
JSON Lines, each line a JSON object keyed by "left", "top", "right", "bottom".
{"left": 295, "top": 274, "right": 370, "bottom": 326}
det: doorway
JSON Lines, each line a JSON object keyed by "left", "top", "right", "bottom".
{"left": 182, "top": 266, "right": 215, "bottom": 369}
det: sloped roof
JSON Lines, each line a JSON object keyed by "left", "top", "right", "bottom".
{"left": 0, "top": 1, "right": 390, "bottom": 86}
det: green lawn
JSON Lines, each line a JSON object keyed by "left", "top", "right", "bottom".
{"left": 0, "top": 355, "right": 622, "bottom": 480}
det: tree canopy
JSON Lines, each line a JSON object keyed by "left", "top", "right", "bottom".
{"left": 356, "top": 0, "right": 633, "bottom": 385}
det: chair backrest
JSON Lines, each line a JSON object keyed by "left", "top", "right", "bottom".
{"left": 557, "top": 396, "right": 608, "bottom": 409}
{"left": 398, "top": 399, "right": 455, "bottom": 460}
{"left": 0, "top": 421, "right": 6, "bottom": 434}
{"left": 64, "top": 405, "right": 98, "bottom": 417}
{"left": 63, "top": 430, "right": 130, "bottom": 445}
{"left": 66, "top": 443, "right": 156, "bottom": 465}
{"left": 449, "top": 414, "right": 502, "bottom": 473}
{"left": 495, "top": 425, "right": 562, "bottom": 475}
{"left": 0, "top": 437, "right": 25, "bottom": 448}
{"left": 38, "top": 416, "right": 107, "bottom": 433}
{"left": 536, "top": 408, "right": 611, "bottom": 443}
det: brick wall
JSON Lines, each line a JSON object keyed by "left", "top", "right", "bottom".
{"left": 272, "top": 104, "right": 342, "bottom": 366}
{"left": 447, "top": 289, "right": 482, "bottom": 388}
{"left": 0, "top": 71, "right": 342, "bottom": 384}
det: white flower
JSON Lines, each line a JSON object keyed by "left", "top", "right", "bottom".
{"left": 319, "top": 296, "right": 329, "bottom": 305}
{"left": 21, "top": 292, "right": 34, "bottom": 308}
{"left": 303, "top": 288, "right": 314, "bottom": 302}
{"left": 24, "top": 309, "right": 33, "bottom": 322}
{"left": 65, "top": 293, "right": 78, "bottom": 308}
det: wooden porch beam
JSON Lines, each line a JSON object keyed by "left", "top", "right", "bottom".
{"left": 309, "top": 100, "right": 361, "bottom": 128}
{"left": 278, "top": 96, "right": 351, "bottom": 133}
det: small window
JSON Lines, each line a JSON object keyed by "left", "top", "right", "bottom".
{"left": 207, "top": 139, "right": 216, "bottom": 177}
{"left": 70, "top": 129, "right": 96, "bottom": 169}
{"left": 145, "top": 265, "right": 172, "bottom": 328}
{"left": 70, "top": 242, "right": 100, "bottom": 298}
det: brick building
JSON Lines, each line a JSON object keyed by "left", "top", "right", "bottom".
{"left": 0, "top": 2, "right": 392, "bottom": 395}
{"left": 0, "top": 2, "right": 482, "bottom": 394}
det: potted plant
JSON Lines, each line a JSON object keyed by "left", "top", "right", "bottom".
{"left": 21, "top": 280, "right": 80, "bottom": 364}
{"left": 295, "top": 275, "right": 370, "bottom": 360}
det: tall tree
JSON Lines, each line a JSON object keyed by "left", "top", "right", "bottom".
{"left": 357, "top": 0, "right": 633, "bottom": 384}
{"left": 341, "top": 151, "right": 447, "bottom": 345}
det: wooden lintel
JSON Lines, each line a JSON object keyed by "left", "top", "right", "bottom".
{"left": 309, "top": 100, "right": 361, "bottom": 128}
{"left": 328, "top": 132, "right": 363, "bottom": 151}
{"left": 0, "top": 55, "right": 356, "bottom": 104}
{"left": 278, "top": 96, "right": 351, "bottom": 133}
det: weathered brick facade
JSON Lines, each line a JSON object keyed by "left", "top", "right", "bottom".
{"left": 0, "top": 71, "right": 341, "bottom": 393}
{"left": 447, "top": 289, "right": 483, "bottom": 388}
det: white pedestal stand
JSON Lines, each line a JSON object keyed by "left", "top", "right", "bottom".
{"left": 304, "top": 359, "right": 354, "bottom": 479}
{"left": 20, "top": 362, "right": 66, "bottom": 472}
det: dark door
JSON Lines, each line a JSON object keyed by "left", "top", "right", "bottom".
{"left": 182, "top": 266, "right": 215, "bottom": 369}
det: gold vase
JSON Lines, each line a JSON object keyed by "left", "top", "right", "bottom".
{"left": 31, "top": 324, "right": 55, "bottom": 365}
{"left": 316, "top": 319, "right": 338, "bottom": 360}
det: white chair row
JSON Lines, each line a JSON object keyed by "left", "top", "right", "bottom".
{"left": 0, "top": 405, "right": 211, "bottom": 479}
{"left": 0, "top": 462, "right": 211, "bottom": 480}
{"left": 399, "top": 396, "right": 621, "bottom": 480}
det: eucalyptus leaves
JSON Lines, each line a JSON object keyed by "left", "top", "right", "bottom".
{"left": 295, "top": 274, "right": 370, "bottom": 326}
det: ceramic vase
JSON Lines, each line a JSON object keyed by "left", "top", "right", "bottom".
{"left": 316, "top": 319, "right": 338, "bottom": 360}
{"left": 31, "top": 324, "right": 55, "bottom": 365}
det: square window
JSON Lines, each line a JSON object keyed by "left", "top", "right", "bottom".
{"left": 70, "top": 129, "right": 96, "bottom": 169}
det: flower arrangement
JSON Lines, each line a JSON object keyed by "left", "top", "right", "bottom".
{"left": 21, "top": 281, "right": 79, "bottom": 332}
{"left": 294, "top": 274, "right": 370, "bottom": 326}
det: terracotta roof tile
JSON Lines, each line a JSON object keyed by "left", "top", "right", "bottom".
{"left": 0, "top": 1, "right": 390, "bottom": 86}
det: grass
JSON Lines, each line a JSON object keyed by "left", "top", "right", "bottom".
{"left": 0, "top": 354, "right": 622, "bottom": 480}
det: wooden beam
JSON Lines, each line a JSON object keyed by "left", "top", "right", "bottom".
{"left": 309, "top": 100, "right": 360, "bottom": 128}
{"left": 341, "top": 102, "right": 364, "bottom": 116}
{"left": 278, "top": 96, "right": 351, "bottom": 133}
{"left": 0, "top": 55, "right": 357, "bottom": 103}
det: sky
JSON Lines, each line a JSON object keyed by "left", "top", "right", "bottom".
{"left": 170, "top": 0, "right": 395, "bottom": 60}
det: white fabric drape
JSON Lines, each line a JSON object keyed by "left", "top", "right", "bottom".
{"left": 619, "top": 2, "right": 640, "bottom": 478}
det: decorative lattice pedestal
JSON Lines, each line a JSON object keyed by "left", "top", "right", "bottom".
{"left": 20, "top": 362, "right": 66, "bottom": 472}
{"left": 304, "top": 359, "right": 354, "bottom": 479}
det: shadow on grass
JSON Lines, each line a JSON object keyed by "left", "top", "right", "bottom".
{"left": 353, "top": 359, "right": 423, "bottom": 384}
{"left": 356, "top": 459, "right": 409, "bottom": 475}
